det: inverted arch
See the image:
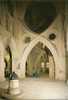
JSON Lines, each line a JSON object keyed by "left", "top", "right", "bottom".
{"left": 20, "top": 36, "right": 60, "bottom": 79}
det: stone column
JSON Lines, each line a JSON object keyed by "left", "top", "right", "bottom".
{"left": 49, "top": 56, "right": 54, "bottom": 80}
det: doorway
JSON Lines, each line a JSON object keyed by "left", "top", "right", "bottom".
{"left": 25, "top": 42, "right": 55, "bottom": 80}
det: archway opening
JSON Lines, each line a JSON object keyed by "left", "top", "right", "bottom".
{"left": 4, "top": 46, "right": 12, "bottom": 80}
{"left": 25, "top": 42, "right": 55, "bottom": 80}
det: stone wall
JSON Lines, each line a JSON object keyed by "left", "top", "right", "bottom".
{"left": 0, "top": 1, "right": 66, "bottom": 81}
{"left": 65, "top": 0, "right": 68, "bottom": 80}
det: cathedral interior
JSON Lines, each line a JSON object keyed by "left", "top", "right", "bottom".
{"left": 0, "top": 0, "right": 68, "bottom": 99}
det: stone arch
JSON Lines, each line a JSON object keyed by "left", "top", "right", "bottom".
{"left": 20, "top": 36, "right": 60, "bottom": 80}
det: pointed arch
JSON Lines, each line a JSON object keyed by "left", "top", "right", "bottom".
{"left": 20, "top": 36, "right": 60, "bottom": 80}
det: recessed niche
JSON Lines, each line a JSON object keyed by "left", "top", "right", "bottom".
{"left": 49, "top": 33, "right": 56, "bottom": 40}
{"left": 24, "top": 2, "right": 57, "bottom": 34}
{"left": 24, "top": 37, "right": 31, "bottom": 43}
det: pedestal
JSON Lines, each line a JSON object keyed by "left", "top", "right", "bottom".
{"left": 9, "top": 79, "right": 20, "bottom": 95}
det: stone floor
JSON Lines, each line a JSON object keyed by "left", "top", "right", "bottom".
{"left": 0, "top": 78, "right": 68, "bottom": 100}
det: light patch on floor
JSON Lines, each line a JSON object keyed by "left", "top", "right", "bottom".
{"left": 20, "top": 78, "right": 68, "bottom": 99}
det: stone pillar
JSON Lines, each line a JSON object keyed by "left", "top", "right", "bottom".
{"left": 41, "top": 62, "right": 45, "bottom": 72}
{"left": 49, "top": 56, "right": 54, "bottom": 80}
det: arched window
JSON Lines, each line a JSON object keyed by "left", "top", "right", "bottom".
{"left": 24, "top": 2, "right": 57, "bottom": 34}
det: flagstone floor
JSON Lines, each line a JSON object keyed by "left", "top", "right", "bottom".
{"left": 0, "top": 78, "right": 68, "bottom": 100}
